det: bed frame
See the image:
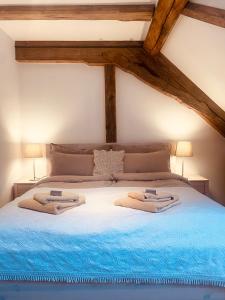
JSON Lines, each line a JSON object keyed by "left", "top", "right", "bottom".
{"left": 1, "top": 282, "right": 225, "bottom": 300}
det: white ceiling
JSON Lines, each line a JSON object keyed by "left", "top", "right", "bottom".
{"left": 0, "top": 0, "right": 224, "bottom": 41}
{"left": 190, "top": 0, "right": 225, "bottom": 9}
{"left": 0, "top": 20, "right": 150, "bottom": 41}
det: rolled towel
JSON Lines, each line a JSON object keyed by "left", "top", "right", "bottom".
{"left": 128, "top": 192, "right": 179, "bottom": 202}
{"left": 18, "top": 196, "right": 85, "bottom": 215}
{"left": 34, "top": 191, "right": 81, "bottom": 205}
{"left": 114, "top": 197, "right": 180, "bottom": 213}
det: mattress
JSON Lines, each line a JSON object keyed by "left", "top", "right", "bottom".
{"left": 0, "top": 177, "right": 225, "bottom": 288}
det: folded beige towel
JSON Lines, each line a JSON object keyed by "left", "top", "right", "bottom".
{"left": 114, "top": 197, "right": 180, "bottom": 213}
{"left": 34, "top": 192, "right": 81, "bottom": 205}
{"left": 128, "top": 192, "right": 179, "bottom": 202}
{"left": 18, "top": 196, "right": 85, "bottom": 215}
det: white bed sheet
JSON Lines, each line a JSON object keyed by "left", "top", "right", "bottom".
{"left": 0, "top": 185, "right": 225, "bottom": 300}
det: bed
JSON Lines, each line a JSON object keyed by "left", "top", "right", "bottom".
{"left": 0, "top": 143, "right": 225, "bottom": 300}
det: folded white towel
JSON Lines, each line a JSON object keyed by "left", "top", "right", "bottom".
{"left": 144, "top": 191, "right": 176, "bottom": 200}
{"left": 144, "top": 194, "right": 179, "bottom": 202}
{"left": 128, "top": 192, "right": 179, "bottom": 203}
{"left": 34, "top": 192, "right": 81, "bottom": 205}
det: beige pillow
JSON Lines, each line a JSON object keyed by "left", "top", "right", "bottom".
{"left": 112, "top": 143, "right": 171, "bottom": 153}
{"left": 124, "top": 150, "right": 170, "bottom": 173}
{"left": 50, "top": 143, "right": 112, "bottom": 154}
{"left": 93, "top": 150, "right": 124, "bottom": 176}
{"left": 50, "top": 152, "right": 94, "bottom": 176}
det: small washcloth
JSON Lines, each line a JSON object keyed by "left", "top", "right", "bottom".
{"left": 128, "top": 192, "right": 179, "bottom": 202}
{"left": 18, "top": 196, "right": 86, "bottom": 215}
{"left": 34, "top": 192, "right": 81, "bottom": 205}
{"left": 114, "top": 197, "right": 180, "bottom": 213}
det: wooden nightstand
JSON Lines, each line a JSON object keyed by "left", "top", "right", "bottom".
{"left": 13, "top": 179, "right": 38, "bottom": 199}
{"left": 187, "top": 176, "right": 209, "bottom": 196}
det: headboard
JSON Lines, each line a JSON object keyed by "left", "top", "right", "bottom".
{"left": 45, "top": 142, "right": 175, "bottom": 176}
{"left": 46, "top": 142, "right": 174, "bottom": 158}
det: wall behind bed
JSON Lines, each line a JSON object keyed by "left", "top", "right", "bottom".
{"left": 18, "top": 16, "right": 225, "bottom": 204}
{"left": 19, "top": 64, "right": 105, "bottom": 144}
{"left": 0, "top": 29, "right": 22, "bottom": 206}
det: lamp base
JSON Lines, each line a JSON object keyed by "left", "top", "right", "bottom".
{"left": 181, "top": 159, "right": 184, "bottom": 177}
{"left": 29, "top": 178, "right": 39, "bottom": 182}
{"left": 31, "top": 159, "right": 39, "bottom": 182}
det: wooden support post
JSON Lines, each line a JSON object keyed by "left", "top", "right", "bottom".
{"left": 104, "top": 64, "right": 117, "bottom": 143}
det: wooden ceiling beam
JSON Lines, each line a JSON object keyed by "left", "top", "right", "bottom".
{"left": 182, "top": 3, "right": 225, "bottom": 28}
{"left": 144, "top": 0, "right": 188, "bottom": 55}
{"left": 16, "top": 45, "right": 126, "bottom": 65}
{"left": 15, "top": 41, "right": 143, "bottom": 64}
{"left": 15, "top": 41, "right": 225, "bottom": 137}
{"left": 0, "top": 4, "right": 154, "bottom": 21}
{"left": 0, "top": 3, "right": 224, "bottom": 27}
{"left": 16, "top": 41, "right": 144, "bottom": 48}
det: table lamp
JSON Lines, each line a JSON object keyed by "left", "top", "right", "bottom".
{"left": 176, "top": 141, "right": 193, "bottom": 177}
{"left": 23, "top": 143, "right": 43, "bottom": 181}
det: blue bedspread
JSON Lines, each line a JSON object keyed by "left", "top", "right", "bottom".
{"left": 0, "top": 186, "right": 225, "bottom": 287}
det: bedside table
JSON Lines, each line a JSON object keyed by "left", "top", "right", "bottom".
{"left": 187, "top": 176, "right": 209, "bottom": 196}
{"left": 13, "top": 179, "right": 38, "bottom": 199}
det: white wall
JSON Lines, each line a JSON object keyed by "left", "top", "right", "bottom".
{"left": 163, "top": 16, "right": 225, "bottom": 204}
{"left": 18, "top": 64, "right": 105, "bottom": 178}
{"left": 17, "top": 16, "right": 225, "bottom": 204}
{"left": 19, "top": 64, "right": 105, "bottom": 144}
{"left": 0, "top": 29, "right": 21, "bottom": 206}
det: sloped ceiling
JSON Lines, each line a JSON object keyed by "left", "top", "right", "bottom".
{"left": 162, "top": 15, "right": 225, "bottom": 111}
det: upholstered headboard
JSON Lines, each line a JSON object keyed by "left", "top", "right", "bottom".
{"left": 45, "top": 142, "right": 174, "bottom": 176}
{"left": 46, "top": 142, "right": 173, "bottom": 157}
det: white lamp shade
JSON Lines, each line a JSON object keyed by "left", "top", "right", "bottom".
{"left": 23, "top": 143, "right": 43, "bottom": 158}
{"left": 176, "top": 141, "right": 193, "bottom": 157}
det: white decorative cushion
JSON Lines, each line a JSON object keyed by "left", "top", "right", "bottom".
{"left": 93, "top": 150, "right": 125, "bottom": 176}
